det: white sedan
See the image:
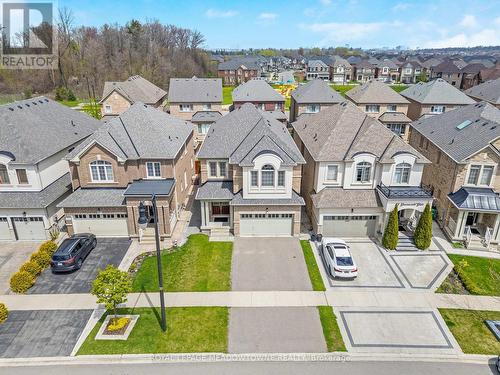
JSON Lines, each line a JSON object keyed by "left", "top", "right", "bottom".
{"left": 321, "top": 237, "right": 358, "bottom": 278}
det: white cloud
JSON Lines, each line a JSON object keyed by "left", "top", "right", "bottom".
{"left": 301, "top": 21, "right": 387, "bottom": 42}
{"left": 319, "top": 0, "right": 332, "bottom": 5}
{"left": 423, "top": 28, "right": 500, "bottom": 48}
{"left": 494, "top": 16, "right": 500, "bottom": 26}
{"left": 205, "top": 9, "right": 238, "bottom": 18}
{"left": 459, "top": 14, "right": 478, "bottom": 28}
{"left": 392, "top": 2, "right": 411, "bottom": 11}
{"left": 258, "top": 12, "right": 278, "bottom": 20}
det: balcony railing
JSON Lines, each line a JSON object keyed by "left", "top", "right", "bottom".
{"left": 377, "top": 183, "right": 433, "bottom": 199}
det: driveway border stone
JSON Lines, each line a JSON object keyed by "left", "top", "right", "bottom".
{"left": 389, "top": 252, "right": 451, "bottom": 289}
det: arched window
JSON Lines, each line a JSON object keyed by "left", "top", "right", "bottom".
{"left": 90, "top": 160, "right": 114, "bottom": 182}
{"left": 394, "top": 162, "right": 411, "bottom": 184}
{"left": 355, "top": 162, "right": 371, "bottom": 183}
{"left": 0, "top": 164, "right": 10, "bottom": 184}
{"left": 261, "top": 164, "right": 275, "bottom": 187}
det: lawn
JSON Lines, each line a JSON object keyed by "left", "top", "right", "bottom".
{"left": 442, "top": 254, "right": 500, "bottom": 296}
{"left": 330, "top": 84, "right": 355, "bottom": 97}
{"left": 300, "top": 240, "right": 326, "bottom": 291}
{"left": 222, "top": 86, "right": 234, "bottom": 105}
{"left": 317, "top": 306, "right": 346, "bottom": 352}
{"left": 389, "top": 84, "right": 408, "bottom": 93}
{"left": 77, "top": 307, "right": 228, "bottom": 355}
{"left": 132, "top": 234, "right": 232, "bottom": 292}
{"left": 439, "top": 308, "right": 500, "bottom": 355}
{"left": 57, "top": 99, "right": 85, "bottom": 107}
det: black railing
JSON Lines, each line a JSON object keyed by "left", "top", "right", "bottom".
{"left": 377, "top": 183, "right": 433, "bottom": 199}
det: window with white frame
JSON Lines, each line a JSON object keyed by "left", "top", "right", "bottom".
{"left": 326, "top": 165, "right": 338, "bottom": 181}
{"left": 203, "top": 103, "right": 212, "bottom": 110}
{"left": 261, "top": 164, "right": 275, "bottom": 187}
{"left": 0, "top": 164, "right": 10, "bottom": 184}
{"left": 208, "top": 161, "right": 227, "bottom": 178}
{"left": 467, "top": 164, "right": 495, "bottom": 186}
{"left": 180, "top": 104, "right": 193, "bottom": 112}
{"left": 387, "top": 104, "right": 397, "bottom": 112}
{"left": 383, "top": 67, "right": 389, "bottom": 73}
{"left": 104, "top": 105, "right": 112, "bottom": 114}
{"left": 306, "top": 104, "right": 320, "bottom": 113}
{"left": 146, "top": 162, "right": 161, "bottom": 178}
{"left": 277, "top": 171, "right": 285, "bottom": 187}
{"left": 430, "top": 105, "right": 445, "bottom": 114}
{"left": 480, "top": 166, "right": 494, "bottom": 186}
{"left": 250, "top": 170, "right": 258, "bottom": 187}
{"left": 197, "top": 123, "right": 211, "bottom": 135}
{"left": 386, "top": 123, "right": 406, "bottom": 136}
{"left": 365, "top": 105, "right": 380, "bottom": 113}
{"left": 355, "top": 162, "right": 371, "bottom": 183}
{"left": 467, "top": 165, "right": 481, "bottom": 185}
{"left": 90, "top": 160, "right": 114, "bottom": 182}
{"left": 393, "top": 162, "right": 411, "bottom": 184}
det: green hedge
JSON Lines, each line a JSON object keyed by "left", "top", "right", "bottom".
{"left": 20, "top": 260, "right": 42, "bottom": 276}
{"left": 0, "top": 303, "right": 7, "bottom": 324}
{"left": 10, "top": 271, "right": 35, "bottom": 294}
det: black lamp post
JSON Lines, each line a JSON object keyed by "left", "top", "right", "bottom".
{"left": 138, "top": 197, "right": 167, "bottom": 332}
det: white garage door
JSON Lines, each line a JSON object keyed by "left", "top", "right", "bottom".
{"left": 322, "top": 215, "right": 378, "bottom": 237}
{"left": 240, "top": 213, "right": 293, "bottom": 237}
{"left": 72, "top": 213, "right": 129, "bottom": 237}
{"left": 12, "top": 217, "right": 46, "bottom": 240}
{"left": 0, "top": 218, "right": 11, "bottom": 240}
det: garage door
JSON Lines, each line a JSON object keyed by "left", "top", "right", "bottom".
{"left": 12, "top": 217, "right": 46, "bottom": 240}
{"left": 240, "top": 213, "right": 293, "bottom": 237}
{"left": 0, "top": 218, "right": 11, "bottom": 240}
{"left": 72, "top": 213, "right": 129, "bottom": 237}
{"left": 322, "top": 215, "right": 378, "bottom": 237}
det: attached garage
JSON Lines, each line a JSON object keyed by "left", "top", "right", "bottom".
{"left": 239, "top": 213, "right": 293, "bottom": 237}
{"left": 0, "top": 217, "right": 11, "bottom": 240}
{"left": 12, "top": 217, "right": 46, "bottom": 240}
{"left": 322, "top": 215, "right": 378, "bottom": 237}
{"left": 72, "top": 213, "right": 129, "bottom": 237}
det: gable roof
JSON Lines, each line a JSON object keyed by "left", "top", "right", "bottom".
{"left": 218, "top": 56, "right": 261, "bottom": 70}
{"left": 400, "top": 78, "right": 475, "bottom": 105}
{"left": 66, "top": 103, "right": 192, "bottom": 161}
{"left": 0, "top": 97, "right": 102, "bottom": 164}
{"left": 346, "top": 80, "right": 409, "bottom": 104}
{"left": 232, "top": 80, "right": 284, "bottom": 102}
{"left": 168, "top": 77, "right": 222, "bottom": 103}
{"left": 292, "top": 101, "right": 428, "bottom": 163}
{"left": 432, "top": 60, "right": 461, "bottom": 74}
{"left": 307, "top": 59, "right": 329, "bottom": 68}
{"left": 100, "top": 75, "right": 167, "bottom": 104}
{"left": 291, "top": 80, "right": 344, "bottom": 104}
{"left": 379, "top": 58, "right": 399, "bottom": 70}
{"left": 465, "top": 78, "right": 500, "bottom": 105}
{"left": 355, "top": 60, "right": 375, "bottom": 69}
{"left": 331, "top": 55, "right": 352, "bottom": 68}
{"left": 197, "top": 103, "right": 304, "bottom": 166}
{"left": 411, "top": 102, "right": 500, "bottom": 163}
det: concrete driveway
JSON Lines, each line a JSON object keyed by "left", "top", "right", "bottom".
{"left": 0, "top": 309, "right": 92, "bottom": 358}
{"left": 0, "top": 241, "right": 40, "bottom": 294}
{"left": 28, "top": 238, "right": 131, "bottom": 294}
{"left": 229, "top": 307, "right": 326, "bottom": 353}
{"left": 231, "top": 237, "right": 312, "bottom": 291}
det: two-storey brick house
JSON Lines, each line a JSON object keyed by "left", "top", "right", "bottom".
{"left": 330, "top": 56, "right": 352, "bottom": 84}
{"left": 293, "top": 101, "right": 432, "bottom": 239}
{"left": 196, "top": 103, "right": 305, "bottom": 238}
{"left": 231, "top": 80, "right": 285, "bottom": 112}
{"left": 59, "top": 103, "right": 195, "bottom": 242}
{"left": 410, "top": 102, "right": 500, "bottom": 248}
{"left": 0, "top": 98, "right": 101, "bottom": 241}
{"left": 306, "top": 60, "right": 330, "bottom": 81}
{"left": 217, "top": 57, "right": 261, "bottom": 85}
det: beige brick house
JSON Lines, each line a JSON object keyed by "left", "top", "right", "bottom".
{"left": 410, "top": 101, "right": 500, "bottom": 249}
{"left": 99, "top": 75, "right": 167, "bottom": 118}
{"left": 59, "top": 103, "right": 195, "bottom": 242}
{"left": 195, "top": 103, "right": 305, "bottom": 239}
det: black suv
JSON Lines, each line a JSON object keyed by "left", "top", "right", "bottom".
{"left": 50, "top": 234, "right": 97, "bottom": 272}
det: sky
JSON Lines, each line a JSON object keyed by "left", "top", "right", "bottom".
{"left": 60, "top": 0, "right": 500, "bottom": 50}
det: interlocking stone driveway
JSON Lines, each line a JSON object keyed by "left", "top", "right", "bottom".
{"left": 231, "top": 237, "right": 312, "bottom": 291}
{"left": 29, "top": 238, "right": 131, "bottom": 294}
{"left": 0, "top": 241, "right": 40, "bottom": 294}
{"left": 0, "top": 309, "right": 92, "bottom": 358}
{"left": 390, "top": 253, "right": 452, "bottom": 289}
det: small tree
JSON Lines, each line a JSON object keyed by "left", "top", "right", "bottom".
{"left": 414, "top": 203, "right": 433, "bottom": 250}
{"left": 383, "top": 205, "right": 399, "bottom": 250}
{"left": 91, "top": 265, "right": 132, "bottom": 321}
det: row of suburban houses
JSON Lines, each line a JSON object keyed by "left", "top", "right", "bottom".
{"left": 1, "top": 74, "right": 500, "bottom": 251}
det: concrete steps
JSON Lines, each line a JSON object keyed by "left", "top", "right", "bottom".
{"left": 397, "top": 233, "right": 419, "bottom": 251}
{"left": 208, "top": 226, "right": 234, "bottom": 242}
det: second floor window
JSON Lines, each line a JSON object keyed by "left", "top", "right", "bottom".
{"left": 468, "top": 164, "right": 494, "bottom": 186}
{"left": 355, "top": 162, "right": 371, "bottom": 183}
{"left": 146, "top": 162, "right": 161, "bottom": 178}
{"left": 261, "top": 164, "right": 275, "bottom": 187}
{"left": 467, "top": 165, "right": 481, "bottom": 185}
{"left": 203, "top": 103, "right": 212, "bottom": 110}
{"left": 208, "top": 161, "right": 227, "bottom": 178}
{"left": 90, "top": 160, "right": 114, "bottom": 182}
{"left": 387, "top": 123, "right": 406, "bottom": 137}
{"left": 306, "top": 104, "right": 320, "bottom": 113}
{"left": 387, "top": 105, "right": 397, "bottom": 112}
{"left": 394, "top": 163, "right": 411, "bottom": 184}
{"left": 197, "top": 123, "right": 211, "bottom": 135}
{"left": 326, "top": 165, "right": 338, "bottom": 181}
{"left": 0, "top": 164, "right": 10, "bottom": 184}
{"left": 16, "top": 169, "right": 28, "bottom": 184}
{"left": 251, "top": 170, "right": 258, "bottom": 187}
{"left": 430, "top": 105, "right": 445, "bottom": 114}
{"left": 480, "top": 166, "right": 494, "bottom": 186}
{"left": 180, "top": 104, "right": 193, "bottom": 112}
{"left": 365, "top": 105, "right": 380, "bottom": 113}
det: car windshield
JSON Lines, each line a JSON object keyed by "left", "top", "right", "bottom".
{"left": 52, "top": 253, "right": 70, "bottom": 261}
{"left": 336, "top": 256, "right": 354, "bottom": 266}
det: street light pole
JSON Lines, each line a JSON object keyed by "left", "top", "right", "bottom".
{"left": 152, "top": 194, "right": 167, "bottom": 332}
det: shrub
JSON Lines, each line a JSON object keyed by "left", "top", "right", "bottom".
{"left": 30, "top": 251, "right": 52, "bottom": 269}
{"left": 10, "top": 271, "right": 35, "bottom": 294}
{"left": 39, "top": 240, "right": 58, "bottom": 257}
{"left": 67, "top": 90, "right": 76, "bottom": 102}
{"left": 20, "top": 260, "right": 42, "bottom": 276}
{"left": 49, "top": 227, "right": 60, "bottom": 241}
{"left": 414, "top": 203, "right": 433, "bottom": 250}
{"left": 382, "top": 205, "right": 399, "bottom": 250}
{"left": 0, "top": 303, "right": 7, "bottom": 324}
{"left": 107, "top": 317, "right": 130, "bottom": 332}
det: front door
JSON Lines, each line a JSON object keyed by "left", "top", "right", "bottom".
{"left": 466, "top": 212, "right": 478, "bottom": 227}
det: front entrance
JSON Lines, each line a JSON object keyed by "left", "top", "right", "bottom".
{"left": 466, "top": 212, "right": 478, "bottom": 227}
{"left": 239, "top": 213, "right": 293, "bottom": 237}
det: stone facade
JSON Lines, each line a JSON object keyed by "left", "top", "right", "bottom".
{"left": 101, "top": 91, "right": 164, "bottom": 117}
{"left": 232, "top": 101, "right": 284, "bottom": 112}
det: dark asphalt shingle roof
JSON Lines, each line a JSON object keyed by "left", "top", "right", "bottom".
{"left": 218, "top": 57, "right": 261, "bottom": 70}
{"left": 100, "top": 75, "right": 167, "bottom": 104}
{"left": 346, "top": 80, "right": 410, "bottom": 104}
{"left": 58, "top": 188, "right": 126, "bottom": 208}
{"left": 0, "top": 97, "right": 102, "bottom": 164}
{"left": 123, "top": 179, "right": 175, "bottom": 197}
{"left": 411, "top": 101, "right": 500, "bottom": 163}
{"left": 400, "top": 78, "right": 475, "bottom": 105}
{"left": 291, "top": 80, "right": 343, "bottom": 104}
{"left": 195, "top": 181, "right": 234, "bottom": 200}
{"left": 448, "top": 187, "right": 500, "bottom": 212}
{"left": 191, "top": 111, "right": 222, "bottom": 123}
{"left": 232, "top": 80, "right": 284, "bottom": 102}
{"left": 168, "top": 78, "right": 222, "bottom": 103}
{"left": 311, "top": 188, "right": 381, "bottom": 209}
{"left": 465, "top": 78, "right": 500, "bottom": 105}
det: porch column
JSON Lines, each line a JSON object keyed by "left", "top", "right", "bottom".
{"left": 454, "top": 211, "right": 466, "bottom": 239}
{"left": 200, "top": 201, "right": 206, "bottom": 227}
{"left": 204, "top": 202, "right": 210, "bottom": 226}
{"left": 493, "top": 214, "right": 500, "bottom": 242}
{"left": 229, "top": 205, "right": 234, "bottom": 229}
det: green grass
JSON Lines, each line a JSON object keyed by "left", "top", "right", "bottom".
{"left": 439, "top": 308, "right": 500, "bottom": 354}
{"left": 445, "top": 254, "right": 500, "bottom": 296}
{"left": 300, "top": 240, "right": 326, "bottom": 291}
{"left": 222, "top": 86, "right": 234, "bottom": 105}
{"left": 318, "top": 306, "right": 347, "bottom": 352}
{"left": 57, "top": 99, "right": 85, "bottom": 107}
{"left": 330, "top": 84, "right": 355, "bottom": 97}
{"left": 389, "top": 84, "right": 408, "bottom": 93}
{"left": 285, "top": 96, "right": 291, "bottom": 110}
{"left": 451, "top": 242, "right": 464, "bottom": 249}
{"left": 132, "top": 234, "right": 232, "bottom": 292}
{"left": 77, "top": 307, "right": 228, "bottom": 355}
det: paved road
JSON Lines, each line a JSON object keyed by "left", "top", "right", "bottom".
{"left": 0, "top": 360, "right": 495, "bottom": 375}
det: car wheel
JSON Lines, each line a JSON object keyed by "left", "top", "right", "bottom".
{"left": 92, "top": 239, "right": 97, "bottom": 249}
{"left": 77, "top": 259, "right": 83, "bottom": 269}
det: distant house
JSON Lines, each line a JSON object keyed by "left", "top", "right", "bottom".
{"left": 378, "top": 59, "right": 400, "bottom": 82}
{"left": 465, "top": 78, "right": 500, "bottom": 109}
{"left": 306, "top": 60, "right": 330, "bottom": 81}
{"left": 430, "top": 61, "right": 463, "bottom": 87}
{"left": 289, "top": 79, "right": 344, "bottom": 122}
{"left": 99, "top": 75, "right": 167, "bottom": 118}
{"left": 330, "top": 55, "right": 352, "bottom": 84}
{"left": 217, "top": 57, "right": 262, "bottom": 85}
{"left": 399, "top": 62, "right": 422, "bottom": 84}
{"left": 460, "top": 63, "right": 486, "bottom": 90}
{"left": 345, "top": 80, "right": 412, "bottom": 140}
{"left": 400, "top": 78, "right": 475, "bottom": 120}
{"left": 354, "top": 60, "right": 376, "bottom": 82}
{"left": 231, "top": 80, "right": 285, "bottom": 112}
{"left": 479, "top": 63, "right": 500, "bottom": 83}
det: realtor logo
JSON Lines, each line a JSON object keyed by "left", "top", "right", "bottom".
{"left": 0, "top": 1, "right": 57, "bottom": 69}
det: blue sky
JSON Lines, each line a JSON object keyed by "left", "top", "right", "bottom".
{"left": 60, "top": 0, "right": 500, "bottom": 49}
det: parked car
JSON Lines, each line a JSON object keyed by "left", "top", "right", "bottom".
{"left": 50, "top": 234, "right": 97, "bottom": 272}
{"left": 321, "top": 237, "right": 358, "bottom": 278}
